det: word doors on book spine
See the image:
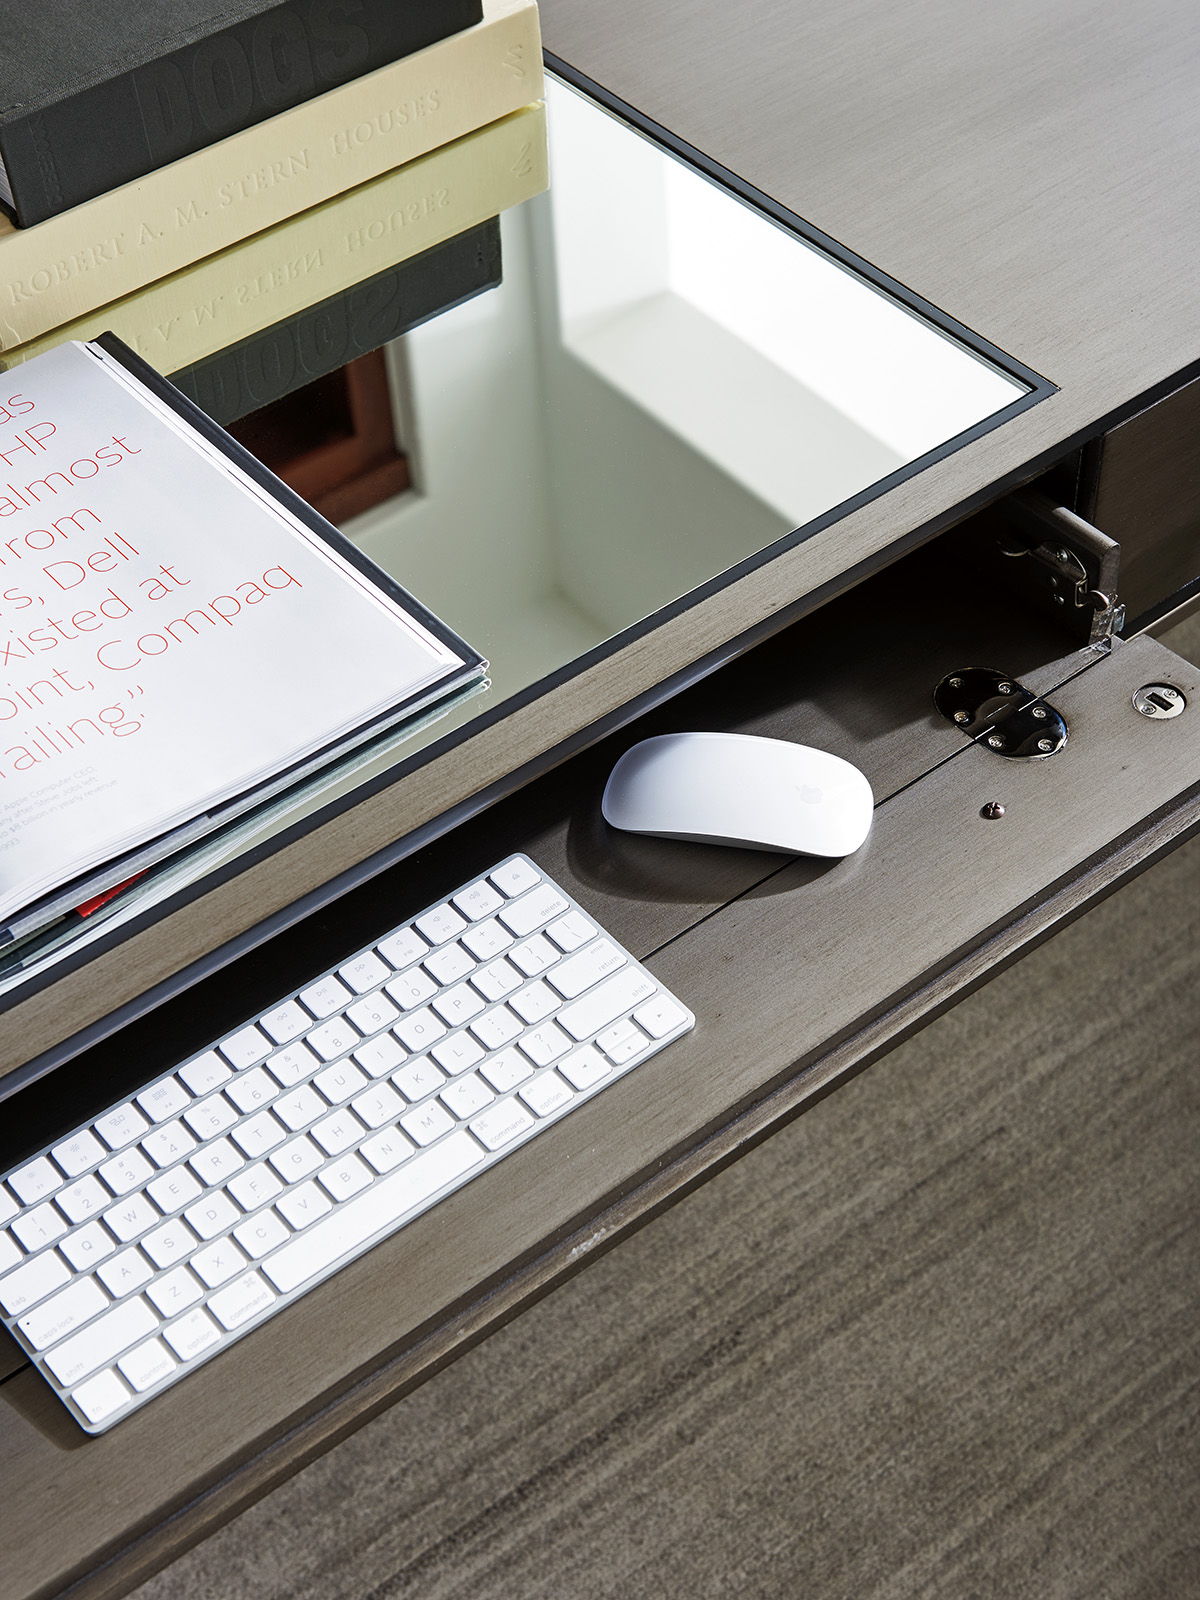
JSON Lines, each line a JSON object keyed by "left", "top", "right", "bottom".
{"left": 0, "top": 341, "right": 475, "bottom": 925}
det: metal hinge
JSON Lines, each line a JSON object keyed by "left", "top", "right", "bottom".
{"left": 993, "top": 489, "right": 1124, "bottom": 647}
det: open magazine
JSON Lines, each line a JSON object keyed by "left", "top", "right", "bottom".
{"left": 0, "top": 337, "right": 486, "bottom": 939}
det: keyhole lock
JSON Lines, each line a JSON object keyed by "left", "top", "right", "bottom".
{"left": 934, "top": 667, "right": 1068, "bottom": 758}
{"left": 1132, "top": 683, "right": 1187, "bottom": 719}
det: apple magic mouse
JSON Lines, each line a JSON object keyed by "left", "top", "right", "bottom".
{"left": 601, "top": 731, "right": 873, "bottom": 857}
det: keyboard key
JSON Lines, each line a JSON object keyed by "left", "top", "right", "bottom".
{"left": 489, "top": 857, "right": 540, "bottom": 897}
{"left": 58, "top": 1175, "right": 108, "bottom": 1224}
{"left": 480, "top": 1049, "right": 533, "bottom": 1094}
{"left": 557, "top": 968, "right": 658, "bottom": 1042}
{"left": 346, "top": 993, "right": 400, "bottom": 1038}
{"left": 184, "top": 1093, "right": 237, "bottom": 1141}
{"left": 597, "top": 1019, "right": 649, "bottom": 1065}
{"left": 319, "top": 1154, "right": 373, "bottom": 1203}
{"left": 119, "top": 1337, "right": 177, "bottom": 1393}
{"left": 498, "top": 884, "right": 569, "bottom": 938}
{"left": 415, "top": 903, "right": 467, "bottom": 946}
{"left": 260, "top": 1000, "right": 311, "bottom": 1046}
{"left": 431, "top": 1031, "right": 486, "bottom": 1076}
{"left": 73, "top": 1368, "right": 131, "bottom": 1425}
{"left": 0, "top": 1231, "right": 18, "bottom": 1274}
{"left": 12, "top": 1202, "right": 67, "bottom": 1252}
{"left": 97, "top": 1248, "right": 153, "bottom": 1298}
{"left": 353, "top": 1035, "right": 406, "bottom": 1078}
{"left": 359, "top": 1129, "right": 414, "bottom": 1175}
{"left": 0, "top": 1188, "right": 17, "bottom": 1228}
{"left": 314, "top": 1061, "right": 368, "bottom": 1105}
{"left": 178, "top": 1052, "right": 233, "bottom": 1096}
{"left": 46, "top": 1295, "right": 157, "bottom": 1386}
{"left": 440, "top": 1073, "right": 494, "bottom": 1120}
{"left": 312, "top": 1109, "right": 365, "bottom": 1157}
{"left": 190, "top": 1138, "right": 244, "bottom": 1187}
{"left": 399, "top": 1103, "right": 455, "bottom": 1147}
{"left": 141, "top": 1119, "right": 198, "bottom": 1168}
{"left": 104, "top": 1193, "right": 158, "bottom": 1244}
{"left": 233, "top": 1211, "right": 289, "bottom": 1261}
{"left": 509, "top": 934, "right": 558, "bottom": 977}
{"left": 227, "top": 1163, "right": 284, "bottom": 1212}
{"left": 18, "top": 1277, "right": 108, "bottom": 1351}
{"left": 266, "top": 1041, "right": 319, "bottom": 1088}
{"left": 184, "top": 1192, "right": 239, "bottom": 1242}
{"left": 232, "top": 1110, "right": 286, "bottom": 1159}
{"left": 510, "top": 981, "right": 558, "bottom": 1025}
{"left": 143, "top": 1218, "right": 196, "bottom": 1270}
{"left": 219, "top": 1025, "right": 273, "bottom": 1070}
{"left": 470, "top": 1100, "right": 536, "bottom": 1151}
{"left": 208, "top": 1271, "right": 276, "bottom": 1332}
{"left": 432, "top": 982, "right": 485, "bottom": 1027}
{"left": 461, "top": 917, "right": 512, "bottom": 960}
{"left": 548, "top": 939, "right": 627, "bottom": 999}
{"left": 546, "top": 911, "right": 596, "bottom": 952}
{"left": 394, "top": 1007, "right": 447, "bottom": 1052}
{"left": 560, "top": 1045, "right": 611, "bottom": 1091}
{"left": 470, "top": 1006, "right": 522, "bottom": 1052}
{"left": 191, "top": 1238, "right": 248, "bottom": 1288}
{"left": 95, "top": 1103, "right": 150, "bottom": 1151}
{"left": 148, "top": 1267, "right": 204, "bottom": 1317}
{"left": 298, "top": 975, "right": 352, "bottom": 1020}
{"left": 270, "top": 1136, "right": 323, "bottom": 1184}
{"left": 225, "top": 1066, "right": 277, "bottom": 1115}
{"left": 99, "top": 1149, "right": 153, "bottom": 1197}
{"left": 0, "top": 1248, "right": 71, "bottom": 1315}
{"left": 274, "top": 1085, "right": 325, "bottom": 1131}
{"left": 136, "top": 1078, "right": 190, "bottom": 1123}
{"left": 146, "top": 1166, "right": 202, "bottom": 1214}
{"left": 263, "top": 1133, "right": 485, "bottom": 1295}
{"left": 519, "top": 1022, "right": 571, "bottom": 1068}
{"left": 164, "top": 1308, "right": 221, "bottom": 1362}
{"left": 9, "top": 1157, "right": 59, "bottom": 1206}
{"left": 424, "top": 942, "right": 475, "bottom": 985}
{"left": 306, "top": 1017, "right": 362, "bottom": 1063}
{"left": 471, "top": 957, "right": 522, "bottom": 1002}
{"left": 50, "top": 1131, "right": 104, "bottom": 1179}
{"left": 385, "top": 968, "right": 437, "bottom": 1011}
{"left": 520, "top": 1072, "right": 574, "bottom": 1118}
{"left": 350, "top": 1084, "right": 404, "bottom": 1130}
{"left": 275, "top": 1181, "right": 332, "bottom": 1230}
{"left": 392, "top": 1057, "right": 446, "bottom": 1102}
{"left": 453, "top": 878, "right": 504, "bottom": 920}
{"left": 376, "top": 927, "right": 428, "bottom": 970}
{"left": 339, "top": 952, "right": 389, "bottom": 994}
{"left": 634, "top": 996, "right": 692, "bottom": 1038}
{"left": 60, "top": 1222, "right": 116, "bottom": 1273}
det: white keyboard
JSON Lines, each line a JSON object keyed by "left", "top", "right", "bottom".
{"left": 0, "top": 856, "right": 693, "bottom": 1433}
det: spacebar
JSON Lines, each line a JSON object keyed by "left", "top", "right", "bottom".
{"left": 262, "top": 1132, "right": 484, "bottom": 1295}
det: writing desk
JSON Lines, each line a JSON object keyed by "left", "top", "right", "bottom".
{"left": 2, "top": 2, "right": 1200, "bottom": 1595}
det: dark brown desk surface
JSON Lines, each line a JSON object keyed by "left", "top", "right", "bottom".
{"left": 4, "top": 5, "right": 1200, "bottom": 1594}
{"left": 7, "top": 0, "right": 1200, "bottom": 1072}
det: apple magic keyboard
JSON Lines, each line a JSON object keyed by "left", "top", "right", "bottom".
{"left": 0, "top": 856, "right": 694, "bottom": 1432}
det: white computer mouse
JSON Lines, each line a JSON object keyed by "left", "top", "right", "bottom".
{"left": 601, "top": 731, "right": 874, "bottom": 857}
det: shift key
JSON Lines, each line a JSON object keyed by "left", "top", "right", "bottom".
{"left": 44, "top": 1295, "right": 157, "bottom": 1386}
{"left": 557, "top": 969, "right": 658, "bottom": 1041}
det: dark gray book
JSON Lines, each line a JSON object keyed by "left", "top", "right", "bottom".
{"left": 169, "top": 218, "right": 502, "bottom": 424}
{"left": 0, "top": 0, "right": 482, "bottom": 226}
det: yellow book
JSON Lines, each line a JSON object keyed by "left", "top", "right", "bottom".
{"left": 0, "top": 104, "right": 548, "bottom": 374}
{"left": 0, "top": 0, "right": 541, "bottom": 350}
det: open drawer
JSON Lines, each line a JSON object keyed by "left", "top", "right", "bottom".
{"left": 1, "top": 511, "right": 1198, "bottom": 1600}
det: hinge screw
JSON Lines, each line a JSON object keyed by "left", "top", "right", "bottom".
{"left": 1031, "top": 705, "right": 1047, "bottom": 719}
{"left": 986, "top": 734, "right": 1005, "bottom": 749}
{"left": 953, "top": 710, "right": 969, "bottom": 723}
{"left": 948, "top": 676, "right": 963, "bottom": 688}
{"left": 998, "top": 682, "right": 1013, "bottom": 694}
{"left": 1036, "top": 737, "right": 1055, "bottom": 752}
{"left": 1052, "top": 593, "right": 1066, "bottom": 605}
{"left": 980, "top": 801, "right": 1006, "bottom": 820}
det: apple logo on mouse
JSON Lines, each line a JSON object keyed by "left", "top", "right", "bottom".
{"left": 602, "top": 731, "right": 874, "bottom": 857}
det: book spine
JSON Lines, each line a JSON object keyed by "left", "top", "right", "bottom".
{"left": 0, "top": 102, "right": 547, "bottom": 373}
{"left": 169, "top": 220, "right": 502, "bottom": 425}
{"left": 0, "top": 0, "right": 542, "bottom": 350}
{"left": 0, "top": 0, "right": 482, "bottom": 227}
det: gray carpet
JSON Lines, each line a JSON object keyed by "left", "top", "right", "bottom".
{"left": 132, "top": 644, "right": 1200, "bottom": 1600}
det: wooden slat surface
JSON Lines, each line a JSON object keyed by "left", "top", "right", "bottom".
{"left": 2, "top": 633, "right": 1198, "bottom": 1600}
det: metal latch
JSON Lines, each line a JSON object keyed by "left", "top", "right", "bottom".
{"left": 993, "top": 490, "right": 1124, "bottom": 646}
{"left": 934, "top": 667, "right": 1068, "bottom": 758}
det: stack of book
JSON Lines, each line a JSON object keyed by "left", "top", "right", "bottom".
{"left": 0, "top": 0, "right": 550, "bottom": 975}
{"left": 0, "top": 0, "right": 548, "bottom": 416}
